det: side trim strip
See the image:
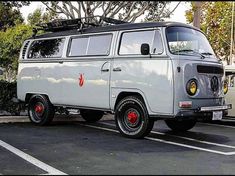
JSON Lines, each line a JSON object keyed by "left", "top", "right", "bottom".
{"left": 53, "top": 104, "right": 112, "bottom": 112}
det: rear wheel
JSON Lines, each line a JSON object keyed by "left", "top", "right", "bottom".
{"left": 165, "top": 119, "right": 196, "bottom": 132}
{"left": 115, "top": 96, "right": 154, "bottom": 139}
{"left": 80, "top": 109, "right": 104, "bottom": 122}
{"left": 28, "top": 95, "right": 55, "bottom": 125}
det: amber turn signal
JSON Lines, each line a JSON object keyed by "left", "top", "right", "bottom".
{"left": 224, "top": 82, "right": 228, "bottom": 95}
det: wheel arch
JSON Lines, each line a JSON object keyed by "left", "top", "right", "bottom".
{"left": 113, "top": 90, "right": 151, "bottom": 114}
{"left": 25, "top": 93, "right": 51, "bottom": 104}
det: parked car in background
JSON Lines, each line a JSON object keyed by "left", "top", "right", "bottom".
{"left": 225, "top": 64, "right": 235, "bottom": 117}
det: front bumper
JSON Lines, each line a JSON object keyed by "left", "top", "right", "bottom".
{"left": 197, "top": 104, "right": 232, "bottom": 112}
{"left": 175, "top": 104, "right": 232, "bottom": 120}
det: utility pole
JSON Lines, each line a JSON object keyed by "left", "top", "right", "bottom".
{"left": 230, "top": 1, "right": 235, "bottom": 65}
{"left": 193, "top": 1, "right": 202, "bottom": 29}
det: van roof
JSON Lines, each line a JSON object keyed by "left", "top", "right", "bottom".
{"left": 29, "top": 21, "right": 199, "bottom": 39}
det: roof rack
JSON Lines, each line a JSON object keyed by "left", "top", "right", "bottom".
{"left": 32, "top": 16, "right": 128, "bottom": 38}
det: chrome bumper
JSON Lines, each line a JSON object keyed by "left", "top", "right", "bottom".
{"left": 198, "top": 104, "right": 232, "bottom": 112}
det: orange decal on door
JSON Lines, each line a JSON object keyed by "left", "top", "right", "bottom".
{"left": 78, "top": 73, "right": 84, "bottom": 87}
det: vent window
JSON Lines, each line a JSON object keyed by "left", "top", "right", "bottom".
{"left": 21, "top": 41, "right": 30, "bottom": 59}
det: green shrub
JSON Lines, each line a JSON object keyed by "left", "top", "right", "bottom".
{"left": 0, "top": 80, "right": 26, "bottom": 115}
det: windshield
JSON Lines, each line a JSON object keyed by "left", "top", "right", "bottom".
{"left": 166, "top": 27, "right": 215, "bottom": 57}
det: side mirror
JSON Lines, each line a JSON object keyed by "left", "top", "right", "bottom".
{"left": 0, "top": 68, "right": 3, "bottom": 75}
{"left": 141, "top": 43, "right": 150, "bottom": 55}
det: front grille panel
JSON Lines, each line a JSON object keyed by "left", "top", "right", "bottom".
{"left": 197, "top": 65, "right": 224, "bottom": 74}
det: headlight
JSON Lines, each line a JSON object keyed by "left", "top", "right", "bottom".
{"left": 224, "top": 82, "right": 228, "bottom": 94}
{"left": 186, "top": 79, "right": 198, "bottom": 96}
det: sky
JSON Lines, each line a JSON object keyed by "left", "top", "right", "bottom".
{"left": 20, "top": 1, "right": 191, "bottom": 24}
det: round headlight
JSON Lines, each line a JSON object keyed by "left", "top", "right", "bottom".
{"left": 186, "top": 79, "right": 198, "bottom": 96}
{"left": 224, "top": 82, "right": 228, "bottom": 94}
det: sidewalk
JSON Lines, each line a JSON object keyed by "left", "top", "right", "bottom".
{"left": 0, "top": 116, "right": 29, "bottom": 123}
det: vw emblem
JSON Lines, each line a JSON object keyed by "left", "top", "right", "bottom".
{"left": 211, "top": 76, "right": 219, "bottom": 92}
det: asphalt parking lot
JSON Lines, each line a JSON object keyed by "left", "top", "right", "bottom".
{"left": 1, "top": 114, "right": 235, "bottom": 175}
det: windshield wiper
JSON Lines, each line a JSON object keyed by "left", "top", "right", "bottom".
{"left": 172, "top": 49, "right": 205, "bottom": 59}
{"left": 200, "top": 52, "right": 213, "bottom": 56}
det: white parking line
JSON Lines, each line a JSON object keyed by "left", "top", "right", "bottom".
{"left": 99, "top": 122, "right": 235, "bottom": 149}
{"left": 80, "top": 123, "right": 119, "bottom": 133}
{"left": 151, "top": 131, "right": 235, "bottom": 149}
{"left": 80, "top": 123, "right": 235, "bottom": 156}
{"left": 198, "top": 122, "right": 235, "bottom": 129}
{"left": 0, "top": 140, "right": 67, "bottom": 175}
{"left": 144, "top": 136, "right": 235, "bottom": 156}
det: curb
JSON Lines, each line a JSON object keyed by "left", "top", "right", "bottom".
{"left": 0, "top": 116, "right": 29, "bottom": 123}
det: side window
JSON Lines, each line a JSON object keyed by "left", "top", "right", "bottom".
{"left": 69, "top": 37, "right": 88, "bottom": 56}
{"left": 152, "top": 30, "right": 164, "bottom": 54}
{"left": 87, "top": 35, "right": 112, "bottom": 55}
{"left": 119, "top": 30, "right": 154, "bottom": 55}
{"left": 28, "top": 38, "right": 65, "bottom": 59}
{"left": 68, "top": 34, "right": 112, "bottom": 57}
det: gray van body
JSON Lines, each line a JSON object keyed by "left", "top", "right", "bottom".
{"left": 17, "top": 21, "right": 231, "bottom": 120}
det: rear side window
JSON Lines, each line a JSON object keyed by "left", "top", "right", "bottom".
{"left": 119, "top": 30, "right": 154, "bottom": 55}
{"left": 68, "top": 34, "right": 112, "bottom": 57}
{"left": 28, "top": 38, "right": 65, "bottom": 59}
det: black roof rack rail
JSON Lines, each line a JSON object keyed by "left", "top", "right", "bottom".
{"left": 32, "top": 16, "right": 128, "bottom": 38}
{"left": 100, "top": 16, "right": 128, "bottom": 25}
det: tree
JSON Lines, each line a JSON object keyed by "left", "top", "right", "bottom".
{"left": 192, "top": 1, "right": 202, "bottom": 28}
{"left": 0, "top": 2, "right": 25, "bottom": 31}
{"left": 27, "top": 7, "right": 60, "bottom": 26}
{"left": 1, "top": 1, "right": 30, "bottom": 8}
{"left": 41, "top": 1, "right": 181, "bottom": 23}
{"left": 0, "top": 24, "right": 33, "bottom": 82}
{"left": 185, "top": 2, "right": 233, "bottom": 63}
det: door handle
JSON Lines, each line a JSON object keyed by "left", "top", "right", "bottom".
{"left": 101, "top": 68, "right": 109, "bottom": 72}
{"left": 101, "top": 61, "right": 110, "bottom": 72}
{"left": 59, "top": 61, "right": 63, "bottom": 64}
{"left": 113, "top": 67, "right": 122, "bottom": 72}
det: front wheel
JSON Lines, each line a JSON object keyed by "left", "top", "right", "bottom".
{"left": 115, "top": 96, "right": 154, "bottom": 139}
{"left": 28, "top": 95, "right": 55, "bottom": 125}
{"left": 165, "top": 119, "right": 196, "bottom": 132}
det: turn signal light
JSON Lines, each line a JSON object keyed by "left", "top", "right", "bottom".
{"left": 179, "top": 101, "right": 192, "bottom": 108}
{"left": 224, "top": 82, "right": 228, "bottom": 94}
{"left": 186, "top": 79, "right": 198, "bottom": 96}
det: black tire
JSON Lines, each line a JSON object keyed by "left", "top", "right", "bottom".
{"left": 165, "top": 119, "right": 196, "bottom": 132}
{"left": 28, "top": 95, "right": 55, "bottom": 125}
{"left": 115, "top": 96, "right": 154, "bottom": 139}
{"left": 80, "top": 109, "right": 104, "bottom": 122}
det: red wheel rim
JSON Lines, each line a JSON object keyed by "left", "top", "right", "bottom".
{"left": 127, "top": 111, "right": 138, "bottom": 124}
{"left": 34, "top": 103, "right": 44, "bottom": 116}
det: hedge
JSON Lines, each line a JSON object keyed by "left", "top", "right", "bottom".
{"left": 0, "top": 80, "right": 26, "bottom": 115}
